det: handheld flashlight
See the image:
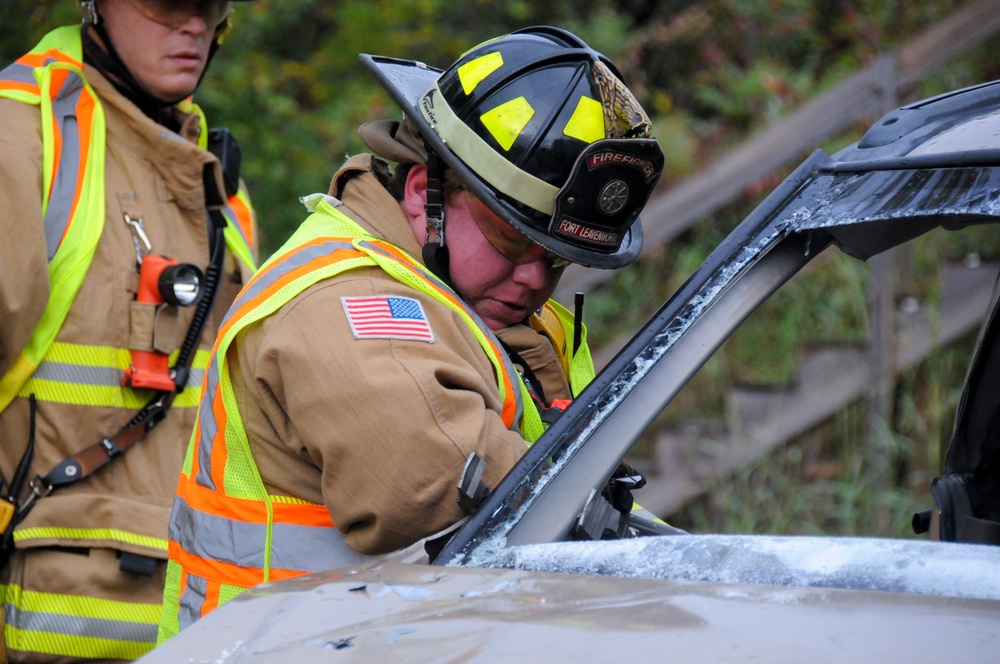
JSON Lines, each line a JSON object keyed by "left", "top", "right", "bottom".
{"left": 123, "top": 255, "right": 205, "bottom": 391}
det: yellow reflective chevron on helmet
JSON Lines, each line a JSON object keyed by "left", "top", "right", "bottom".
{"left": 480, "top": 96, "right": 535, "bottom": 151}
{"left": 457, "top": 51, "right": 504, "bottom": 95}
{"left": 564, "top": 95, "right": 605, "bottom": 144}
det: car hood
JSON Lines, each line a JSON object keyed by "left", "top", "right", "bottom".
{"left": 143, "top": 538, "right": 1000, "bottom": 663}
{"left": 480, "top": 534, "right": 1000, "bottom": 601}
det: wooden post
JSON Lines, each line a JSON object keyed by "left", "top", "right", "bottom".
{"left": 865, "top": 55, "right": 901, "bottom": 500}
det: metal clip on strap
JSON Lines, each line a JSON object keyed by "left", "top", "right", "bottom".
{"left": 14, "top": 477, "right": 53, "bottom": 521}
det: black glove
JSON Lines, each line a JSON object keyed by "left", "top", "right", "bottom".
{"left": 601, "top": 462, "right": 646, "bottom": 515}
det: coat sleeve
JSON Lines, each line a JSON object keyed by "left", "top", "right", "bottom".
{"left": 0, "top": 100, "right": 50, "bottom": 379}
{"left": 246, "top": 271, "right": 528, "bottom": 555}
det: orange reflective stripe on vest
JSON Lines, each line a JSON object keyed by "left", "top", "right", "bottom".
{"left": 223, "top": 185, "right": 255, "bottom": 251}
{"left": 171, "top": 478, "right": 357, "bottom": 580}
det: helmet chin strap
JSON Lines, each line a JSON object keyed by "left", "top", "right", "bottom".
{"left": 422, "top": 151, "right": 453, "bottom": 288}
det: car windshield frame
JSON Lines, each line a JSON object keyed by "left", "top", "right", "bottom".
{"left": 436, "top": 144, "right": 1000, "bottom": 567}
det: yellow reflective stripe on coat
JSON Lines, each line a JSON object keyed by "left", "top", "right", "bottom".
{"left": 12, "top": 527, "right": 168, "bottom": 552}
{"left": 0, "top": 26, "right": 107, "bottom": 413}
{"left": 14, "top": 342, "right": 209, "bottom": 408}
{"left": 1, "top": 583, "right": 159, "bottom": 660}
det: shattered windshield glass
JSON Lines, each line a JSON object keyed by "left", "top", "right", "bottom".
{"left": 777, "top": 166, "right": 1000, "bottom": 258}
{"left": 482, "top": 535, "right": 1000, "bottom": 601}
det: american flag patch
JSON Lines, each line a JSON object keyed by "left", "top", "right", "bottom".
{"left": 341, "top": 295, "right": 435, "bottom": 343}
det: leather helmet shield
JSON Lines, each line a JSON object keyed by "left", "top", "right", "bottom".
{"left": 551, "top": 138, "right": 664, "bottom": 251}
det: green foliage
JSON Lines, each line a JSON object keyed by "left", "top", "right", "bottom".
{"left": 195, "top": 0, "right": 681, "bottom": 256}
{"left": 674, "top": 337, "right": 977, "bottom": 538}
{"left": 6, "top": 0, "right": 983, "bottom": 259}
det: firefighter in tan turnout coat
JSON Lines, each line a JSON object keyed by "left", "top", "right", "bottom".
{"left": 158, "top": 26, "right": 665, "bottom": 641}
{"left": 0, "top": 1, "right": 257, "bottom": 661}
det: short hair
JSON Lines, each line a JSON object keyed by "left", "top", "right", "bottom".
{"left": 386, "top": 162, "right": 467, "bottom": 202}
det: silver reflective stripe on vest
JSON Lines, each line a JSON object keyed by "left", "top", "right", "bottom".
{"left": 177, "top": 572, "right": 207, "bottom": 633}
{"left": 0, "top": 61, "right": 37, "bottom": 86}
{"left": 5, "top": 603, "right": 157, "bottom": 645}
{"left": 171, "top": 492, "right": 364, "bottom": 571}
{"left": 193, "top": 365, "right": 221, "bottom": 491}
{"left": 193, "top": 238, "right": 356, "bottom": 490}
{"left": 45, "top": 70, "right": 86, "bottom": 260}
{"left": 270, "top": 520, "right": 367, "bottom": 571}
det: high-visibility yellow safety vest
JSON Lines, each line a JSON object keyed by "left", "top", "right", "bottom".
{"left": 158, "top": 195, "right": 594, "bottom": 641}
{"left": 0, "top": 26, "right": 257, "bottom": 661}
{"left": 0, "top": 26, "right": 257, "bottom": 415}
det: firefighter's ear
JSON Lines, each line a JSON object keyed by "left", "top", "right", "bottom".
{"left": 401, "top": 164, "right": 428, "bottom": 238}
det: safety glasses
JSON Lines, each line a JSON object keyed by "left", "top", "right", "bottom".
{"left": 462, "top": 193, "right": 571, "bottom": 270}
{"left": 121, "top": 0, "right": 232, "bottom": 30}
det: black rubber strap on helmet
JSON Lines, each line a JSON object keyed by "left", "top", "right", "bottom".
{"left": 422, "top": 151, "right": 452, "bottom": 286}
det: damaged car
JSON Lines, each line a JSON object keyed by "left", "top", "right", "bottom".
{"left": 141, "top": 79, "right": 1000, "bottom": 662}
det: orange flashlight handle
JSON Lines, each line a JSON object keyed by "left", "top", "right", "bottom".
{"left": 136, "top": 254, "right": 178, "bottom": 303}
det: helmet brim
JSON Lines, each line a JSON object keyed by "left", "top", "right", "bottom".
{"left": 359, "top": 54, "right": 643, "bottom": 269}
